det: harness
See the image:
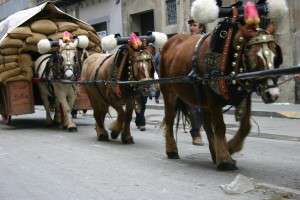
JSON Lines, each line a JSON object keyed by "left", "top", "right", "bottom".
{"left": 190, "top": 17, "right": 277, "bottom": 106}
{"left": 93, "top": 54, "right": 115, "bottom": 106}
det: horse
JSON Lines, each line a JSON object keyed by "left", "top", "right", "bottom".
{"left": 160, "top": 1, "right": 285, "bottom": 170}
{"left": 81, "top": 32, "right": 167, "bottom": 144}
{"left": 35, "top": 34, "right": 89, "bottom": 131}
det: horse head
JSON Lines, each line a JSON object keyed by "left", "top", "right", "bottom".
{"left": 237, "top": 23, "right": 283, "bottom": 103}
{"left": 38, "top": 34, "right": 89, "bottom": 80}
{"left": 101, "top": 32, "right": 167, "bottom": 95}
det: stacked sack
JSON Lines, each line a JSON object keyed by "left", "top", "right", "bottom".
{"left": 0, "top": 18, "right": 101, "bottom": 84}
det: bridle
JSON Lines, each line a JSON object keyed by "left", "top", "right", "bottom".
{"left": 232, "top": 30, "right": 278, "bottom": 93}
{"left": 128, "top": 49, "right": 154, "bottom": 81}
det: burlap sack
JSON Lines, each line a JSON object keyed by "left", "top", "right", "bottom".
{"left": 1, "top": 48, "right": 19, "bottom": 56}
{"left": 76, "top": 21, "right": 95, "bottom": 32}
{"left": 0, "top": 62, "right": 18, "bottom": 73}
{"left": 88, "top": 41, "right": 96, "bottom": 49}
{"left": 56, "top": 21, "right": 79, "bottom": 32}
{"left": 8, "top": 26, "right": 32, "bottom": 40}
{"left": 26, "top": 32, "right": 47, "bottom": 45}
{"left": 72, "top": 28, "right": 89, "bottom": 36}
{"left": 0, "top": 55, "right": 18, "bottom": 65}
{"left": 31, "top": 19, "right": 58, "bottom": 35}
{"left": 0, "top": 67, "right": 22, "bottom": 82}
{"left": 0, "top": 37, "right": 24, "bottom": 48}
{"left": 48, "top": 32, "right": 64, "bottom": 41}
{"left": 18, "top": 54, "right": 33, "bottom": 68}
{"left": 94, "top": 46, "right": 101, "bottom": 52}
{"left": 21, "top": 66, "right": 33, "bottom": 80}
{"left": 18, "top": 45, "right": 38, "bottom": 53}
{"left": 5, "top": 75, "right": 27, "bottom": 82}
{"left": 88, "top": 31, "right": 101, "bottom": 44}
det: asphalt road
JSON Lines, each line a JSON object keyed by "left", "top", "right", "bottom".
{"left": 0, "top": 107, "right": 299, "bottom": 200}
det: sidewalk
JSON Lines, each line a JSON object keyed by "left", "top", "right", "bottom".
{"left": 146, "top": 97, "right": 300, "bottom": 119}
{"left": 145, "top": 97, "right": 300, "bottom": 141}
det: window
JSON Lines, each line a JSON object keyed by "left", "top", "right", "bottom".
{"left": 93, "top": 22, "right": 108, "bottom": 37}
{"left": 0, "top": 0, "right": 9, "bottom": 5}
{"left": 166, "top": 0, "right": 177, "bottom": 25}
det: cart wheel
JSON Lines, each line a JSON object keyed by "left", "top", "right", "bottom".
{"left": 1, "top": 114, "right": 11, "bottom": 125}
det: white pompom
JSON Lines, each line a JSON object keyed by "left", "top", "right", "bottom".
{"left": 77, "top": 35, "right": 89, "bottom": 49}
{"left": 101, "top": 34, "right": 118, "bottom": 51}
{"left": 152, "top": 32, "right": 168, "bottom": 49}
{"left": 191, "top": 0, "right": 219, "bottom": 24}
{"left": 267, "top": 0, "right": 288, "bottom": 21}
{"left": 65, "top": 69, "right": 74, "bottom": 79}
{"left": 37, "top": 39, "right": 51, "bottom": 54}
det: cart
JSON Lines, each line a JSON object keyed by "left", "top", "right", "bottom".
{"left": 0, "top": 80, "right": 91, "bottom": 124}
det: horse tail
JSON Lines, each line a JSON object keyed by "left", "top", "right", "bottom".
{"left": 174, "top": 98, "right": 191, "bottom": 133}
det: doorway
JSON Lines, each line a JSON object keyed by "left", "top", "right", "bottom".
{"left": 130, "top": 10, "right": 154, "bottom": 35}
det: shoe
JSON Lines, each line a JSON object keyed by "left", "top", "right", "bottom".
{"left": 155, "top": 99, "right": 159, "bottom": 104}
{"left": 192, "top": 136, "right": 204, "bottom": 146}
{"left": 137, "top": 126, "right": 146, "bottom": 131}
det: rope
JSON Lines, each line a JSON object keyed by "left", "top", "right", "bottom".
{"left": 33, "top": 65, "right": 300, "bottom": 87}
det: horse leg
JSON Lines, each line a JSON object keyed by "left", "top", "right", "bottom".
{"left": 228, "top": 97, "right": 251, "bottom": 154}
{"left": 161, "top": 87, "right": 179, "bottom": 159}
{"left": 85, "top": 86, "right": 109, "bottom": 141}
{"left": 53, "top": 84, "right": 77, "bottom": 132}
{"left": 38, "top": 84, "right": 53, "bottom": 126}
{"left": 202, "top": 108, "right": 216, "bottom": 164}
{"left": 120, "top": 101, "right": 134, "bottom": 144}
{"left": 53, "top": 99, "right": 61, "bottom": 125}
{"left": 94, "top": 105, "right": 109, "bottom": 141}
{"left": 110, "top": 108, "right": 124, "bottom": 140}
{"left": 210, "top": 104, "right": 237, "bottom": 171}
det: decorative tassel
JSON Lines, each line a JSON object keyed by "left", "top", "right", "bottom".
{"left": 244, "top": 1, "right": 260, "bottom": 27}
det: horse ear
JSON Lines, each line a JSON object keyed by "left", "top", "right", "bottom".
{"left": 76, "top": 35, "right": 89, "bottom": 49}
{"left": 266, "top": 23, "right": 275, "bottom": 34}
{"left": 101, "top": 34, "right": 118, "bottom": 51}
{"left": 240, "top": 25, "right": 257, "bottom": 39}
{"left": 37, "top": 39, "right": 51, "bottom": 54}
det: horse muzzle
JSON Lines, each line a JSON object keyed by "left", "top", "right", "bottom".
{"left": 257, "top": 78, "right": 280, "bottom": 104}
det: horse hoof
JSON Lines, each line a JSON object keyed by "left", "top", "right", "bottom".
{"left": 217, "top": 162, "right": 238, "bottom": 171}
{"left": 98, "top": 134, "right": 109, "bottom": 142}
{"left": 122, "top": 137, "right": 134, "bottom": 144}
{"left": 111, "top": 131, "right": 120, "bottom": 139}
{"left": 167, "top": 152, "right": 180, "bottom": 159}
{"left": 68, "top": 127, "right": 78, "bottom": 132}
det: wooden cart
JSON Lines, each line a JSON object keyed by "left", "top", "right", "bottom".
{"left": 0, "top": 80, "right": 91, "bottom": 124}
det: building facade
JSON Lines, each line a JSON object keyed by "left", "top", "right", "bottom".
{"left": 0, "top": 0, "right": 299, "bottom": 102}
{"left": 121, "top": 0, "right": 194, "bottom": 36}
{"left": 0, "top": 0, "right": 34, "bottom": 20}
{"left": 35, "top": 0, "right": 123, "bottom": 38}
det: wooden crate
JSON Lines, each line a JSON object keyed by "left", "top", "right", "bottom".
{"left": 0, "top": 81, "right": 34, "bottom": 116}
{"left": 74, "top": 85, "right": 92, "bottom": 110}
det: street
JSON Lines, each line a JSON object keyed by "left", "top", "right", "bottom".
{"left": 0, "top": 102, "right": 300, "bottom": 200}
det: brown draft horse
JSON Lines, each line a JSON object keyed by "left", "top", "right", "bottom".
{"left": 81, "top": 35, "right": 155, "bottom": 144}
{"left": 160, "top": 22, "right": 283, "bottom": 170}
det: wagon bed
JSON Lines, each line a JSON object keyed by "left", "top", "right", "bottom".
{"left": 0, "top": 80, "right": 91, "bottom": 124}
